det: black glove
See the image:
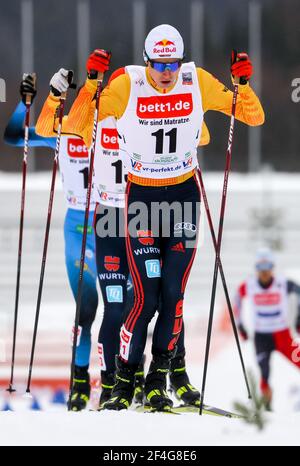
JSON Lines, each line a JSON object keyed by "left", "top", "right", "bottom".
{"left": 20, "top": 74, "right": 36, "bottom": 105}
{"left": 238, "top": 323, "right": 248, "bottom": 341}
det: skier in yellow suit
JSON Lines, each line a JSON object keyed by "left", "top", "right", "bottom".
{"left": 37, "top": 24, "right": 264, "bottom": 412}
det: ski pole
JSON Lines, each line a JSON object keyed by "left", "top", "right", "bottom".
{"left": 7, "top": 74, "right": 36, "bottom": 393}
{"left": 25, "top": 72, "right": 75, "bottom": 394}
{"left": 68, "top": 53, "right": 111, "bottom": 409}
{"left": 200, "top": 74, "right": 239, "bottom": 415}
{"left": 196, "top": 167, "right": 251, "bottom": 399}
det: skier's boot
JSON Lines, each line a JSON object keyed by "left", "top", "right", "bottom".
{"left": 133, "top": 355, "right": 146, "bottom": 405}
{"left": 169, "top": 352, "right": 200, "bottom": 406}
{"left": 68, "top": 365, "right": 90, "bottom": 411}
{"left": 144, "top": 350, "right": 174, "bottom": 412}
{"left": 99, "top": 372, "right": 115, "bottom": 408}
{"left": 102, "top": 357, "right": 137, "bottom": 411}
{"left": 261, "top": 379, "right": 272, "bottom": 411}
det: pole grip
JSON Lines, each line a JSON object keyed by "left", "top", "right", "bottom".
{"left": 97, "top": 71, "right": 104, "bottom": 82}
{"left": 23, "top": 72, "right": 36, "bottom": 105}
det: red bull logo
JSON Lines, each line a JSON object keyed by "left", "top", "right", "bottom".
{"left": 137, "top": 230, "right": 154, "bottom": 246}
{"left": 154, "top": 39, "right": 175, "bottom": 46}
{"left": 153, "top": 39, "right": 177, "bottom": 57}
{"left": 104, "top": 256, "right": 120, "bottom": 272}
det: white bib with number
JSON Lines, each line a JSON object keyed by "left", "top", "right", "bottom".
{"left": 117, "top": 63, "right": 203, "bottom": 180}
{"left": 58, "top": 135, "right": 95, "bottom": 211}
{"left": 92, "top": 117, "right": 127, "bottom": 208}
{"left": 247, "top": 276, "right": 289, "bottom": 333}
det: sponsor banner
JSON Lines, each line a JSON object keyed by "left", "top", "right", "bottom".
{"left": 254, "top": 293, "right": 281, "bottom": 306}
{"left": 136, "top": 93, "right": 193, "bottom": 119}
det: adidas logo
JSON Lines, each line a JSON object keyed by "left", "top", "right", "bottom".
{"left": 171, "top": 242, "right": 185, "bottom": 253}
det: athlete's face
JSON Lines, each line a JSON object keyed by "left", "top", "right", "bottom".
{"left": 147, "top": 58, "right": 181, "bottom": 89}
{"left": 257, "top": 269, "right": 273, "bottom": 284}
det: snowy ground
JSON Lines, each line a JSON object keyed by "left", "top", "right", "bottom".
{"left": 1, "top": 410, "right": 300, "bottom": 447}
{"left": 1, "top": 172, "right": 300, "bottom": 446}
{"left": 1, "top": 340, "right": 300, "bottom": 446}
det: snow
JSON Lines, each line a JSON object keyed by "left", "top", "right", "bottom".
{"left": 1, "top": 410, "right": 300, "bottom": 447}
{"left": 1, "top": 341, "right": 300, "bottom": 446}
{"left": 0, "top": 172, "right": 63, "bottom": 191}
{"left": 1, "top": 171, "right": 300, "bottom": 446}
{"left": 2, "top": 171, "right": 300, "bottom": 192}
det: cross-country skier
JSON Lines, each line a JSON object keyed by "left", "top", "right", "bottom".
{"left": 67, "top": 63, "right": 212, "bottom": 408}
{"left": 4, "top": 75, "right": 100, "bottom": 410}
{"left": 36, "top": 74, "right": 133, "bottom": 409}
{"left": 53, "top": 24, "right": 264, "bottom": 412}
{"left": 234, "top": 247, "right": 300, "bottom": 410}
{"left": 36, "top": 62, "right": 210, "bottom": 409}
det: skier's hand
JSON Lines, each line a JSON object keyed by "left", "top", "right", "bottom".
{"left": 86, "top": 49, "right": 112, "bottom": 79}
{"left": 20, "top": 74, "right": 36, "bottom": 105}
{"left": 238, "top": 323, "right": 248, "bottom": 341}
{"left": 231, "top": 50, "right": 253, "bottom": 85}
{"left": 50, "top": 68, "right": 72, "bottom": 97}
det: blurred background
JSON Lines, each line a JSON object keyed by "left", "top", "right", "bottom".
{"left": 1, "top": 0, "right": 300, "bottom": 172}
{"left": 0, "top": 0, "right": 299, "bottom": 414}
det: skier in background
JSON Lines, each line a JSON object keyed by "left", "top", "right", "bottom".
{"left": 4, "top": 75, "right": 99, "bottom": 410}
{"left": 235, "top": 247, "right": 300, "bottom": 410}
